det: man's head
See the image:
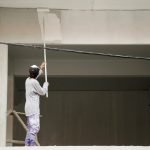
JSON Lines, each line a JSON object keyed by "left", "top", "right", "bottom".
{"left": 29, "top": 65, "right": 40, "bottom": 78}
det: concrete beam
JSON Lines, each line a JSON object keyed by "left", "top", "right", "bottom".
{"left": 0, "top": 146, "right": 150, "bottom": 150}
{"left": 1, "top": 8, "right": 150, "bottom": 44}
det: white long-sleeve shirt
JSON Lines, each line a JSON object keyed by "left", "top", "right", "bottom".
{"left": 25, "top": 72, "right": 48, "bottom": 116}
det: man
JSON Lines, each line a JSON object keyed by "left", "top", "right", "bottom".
{"left": 25, "top": 62, "right": 49, "bottom": 146}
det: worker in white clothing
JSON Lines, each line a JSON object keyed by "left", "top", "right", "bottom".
{"left": 25, "top": 62, "right": 49, "bottom": 146}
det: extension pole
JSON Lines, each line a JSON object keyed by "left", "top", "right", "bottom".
{"left": 44, "top": 43, "right": 48, "bottom": 97}
{"left": 43, "top": 15, "right": 48, "bottom": 98}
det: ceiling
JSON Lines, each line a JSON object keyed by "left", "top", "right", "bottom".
{"left": 0, "top": 0, "right": 94, "bottom": 9}
{"left": 8, "top": 44, "right": 150, "bottom": 60}
{"left": 1, "top": 0, "right": 150, "bottom": 10}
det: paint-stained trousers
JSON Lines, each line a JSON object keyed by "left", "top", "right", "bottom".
{"left": 25, "top": 114, "right": 40, "bottom": 146}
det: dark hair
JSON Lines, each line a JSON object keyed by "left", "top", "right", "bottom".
{"left": 29, "top": 67, "right": 40, "bottom": 78}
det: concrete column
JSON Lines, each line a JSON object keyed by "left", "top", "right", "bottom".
{"left": 0, "top": 44, "right": 8, "bottom": 146}
{"left": 7, "top": 75, "right": 14, "bottom": 146}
